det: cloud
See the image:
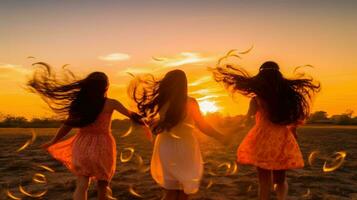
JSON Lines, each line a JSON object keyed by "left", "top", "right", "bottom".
{"left": 152, "top": 52, "right": 216, "bottom": 68}
{"left": 116, "top": 67, "right": 157, "bottom": 77}
{"left": 189, "top": 86, "right": 223, "bottom": 95}
{"left": 189, "top": 86, "right": 227, "bottom": 102}
{"left": 0, "top": 63, "right": 30, "bottom": 78}
{"left": 99, "top": 53, "right": 130, "bottom": 61}
{"left": 188, "top": 75, "right": 212, "bottom": 86}
{"left": 197, "top": 95, "right": 224, "bottom": 101}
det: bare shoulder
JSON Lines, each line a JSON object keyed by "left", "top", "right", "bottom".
{"left": 187, "top": 96, "right": 198, "bottom": 104}
{"left": 187, "top": 96, "right": 199, "bottom": 109}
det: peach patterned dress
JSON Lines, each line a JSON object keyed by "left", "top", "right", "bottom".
{"left": 237, "top": 98, "right": 304, "bottom": 170}
{"left": 47, "top": 111, "right": 116, "bottom": 181}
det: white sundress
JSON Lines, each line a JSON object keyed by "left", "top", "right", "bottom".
{"left": 151, "top": 103, "right": 203, "bottom": 194}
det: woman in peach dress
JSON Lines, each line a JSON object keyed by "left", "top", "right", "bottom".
{"left": 27, "top": 63, "right": 143, "bottom": 200}
{"left": 213, "top": 61, "right": 320, "bottom": 200}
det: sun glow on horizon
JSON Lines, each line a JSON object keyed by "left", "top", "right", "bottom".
{"left": 198, "top": 100, "right": 219, "bottom": 115}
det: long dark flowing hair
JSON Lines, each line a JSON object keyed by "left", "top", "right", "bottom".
{"left": 27, "top": 62, "right": 109, "bottom": 127}
{"left": 213, "top": 61, "right": 321, "bottom": 125}
{"left": 128, "top": 69, "right": 188, "bottom": 134}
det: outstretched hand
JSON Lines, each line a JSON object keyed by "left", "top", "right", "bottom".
{"left": 130, "top": 112, "right": 145, "bottom": 125}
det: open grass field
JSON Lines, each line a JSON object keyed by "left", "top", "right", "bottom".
{"left": 0, "top": 125, "right": 356, "bottom": 200}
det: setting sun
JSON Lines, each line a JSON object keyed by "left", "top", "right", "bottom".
{"left": 198, "top": 100, "right": 219, "bottom": 115}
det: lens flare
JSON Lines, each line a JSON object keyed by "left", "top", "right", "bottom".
{"left": 308, "top": 151, "right": 320, "bottom": 167}
{"left": 206, "top": 179, "right": 213, "bottom": 189}
{"left": 226, "top": 49, "right": 238, "bottom": 56}
{"left": 217, "top": 49, "right": 242, "bottom": 65}
{"left": 6, "top": 189, "right": 21, "bottom": 200}
{"left": 19, "top": 185, "right": 47, "bottom": 198}
{"left": 238, "top": 45, "right": 254, "bottom": 54}
{"left": 139, "top": 165, "right": 150, "bottom": 173}
{"left": 302, "top": 188, "right": 311, "bottom": 198}
{"left": 323, "top": 151, "right": 347, "bottom": 172}
{"left": 106, "top": 186, "right": 117, "bottom": 200}
{"left": 209, "top": 161, "right": 238, "bottom": 176}
{"left": 170, "top": 133, "right": 181, "bottom": 139}
{"left": 135, "top": 154, "right": 150, "bottom": 173}
{"left": 32, "top": 173, "right": 46, "bottom": 184}
{"left": 35, "top": 164, "right": 55, "bottom": 173}
{"left": 228, "top": 162, "right": 238, "bottom": 175}
{"left": 120, "top": 147, "right": 135, "bottom": 163}
{"left": 273, "top": 184, "right": 277, "bottom": 191}
{"left": 247, "top": 185, "right": 253, "bottom": 192}
{"left": 207, "top": 168, "right": 218, "bottom": 176}
{"left": 120, "top": 124, "right": 133, "bottom": 138}
{"left": 183, "top": 123, "right": 195, "bottom": 129}
{"left": 152, "top": 57, "right": 166, "bottom": 62}
{"left": 293, "top": 64, "right": 314, "bottom": 74}
{"left": 16, "top": 129, "right": 37, "bottom": 152}
{"left": 217, "top": 162, "right": 231, "bottom": 175}
{"left": 62, "top": 64, "right": 70, "bottom": 69}
{"left": 129, "top": 185, "right": 143, "bottom": 198}
{"left": 136, "top": 154, "right": 143, "bottom": 166}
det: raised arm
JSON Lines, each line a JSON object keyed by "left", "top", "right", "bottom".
{"left": 41, "top": 124, "right": 72, "bottom": 149}
{"left": 111, "top": 99, "right": 133, "bottom": 117}
{"left": 111, "top": 99, "right": 143, "bottom": 124}
{"left": 190, "top": 98, "right": 225, "bottom": 142}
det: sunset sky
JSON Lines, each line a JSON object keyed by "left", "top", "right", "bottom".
{"left": 0, "top": 0, "right": 356, "bottom": 119}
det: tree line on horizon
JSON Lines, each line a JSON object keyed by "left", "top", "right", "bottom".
{"left": 0, "top": 110, "right": 356, "bottom": 128}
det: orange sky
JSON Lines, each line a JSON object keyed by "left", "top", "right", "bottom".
{"left": 0, "top": 1, "right": 356, "bottom": 119}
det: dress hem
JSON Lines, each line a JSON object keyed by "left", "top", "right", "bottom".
{"left": 238, "top": 160, "right": 304, "bottom": 170}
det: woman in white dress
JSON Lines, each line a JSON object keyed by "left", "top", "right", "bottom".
{"left": 129, "top": 69, "right": 225, "bottom": 200}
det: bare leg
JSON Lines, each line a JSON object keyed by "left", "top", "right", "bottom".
{"left": 273, "top": 170, "right": 288, "bottom": 200}
{"left": 177, "top": 190, "right": 189, "bottom": 200}
{"left": 97, "top": 180, "right": 109, "bottom": 200}
{"left": 73, "top": 176, "right": 90, "bottom": 200}
{"left": 163, "top": 189, "right": 178, "bottom": 200}
{"left": 257, "top": 167, "right": 272, "bottom": 200}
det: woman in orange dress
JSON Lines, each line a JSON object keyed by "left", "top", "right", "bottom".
{"left": 213, "top": 61, "right": 320, "bottom": 200}
{"left": 27, "top": 63, "right": 143, "bottom": 200}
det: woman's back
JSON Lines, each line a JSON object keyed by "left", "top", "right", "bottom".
{"left": 48, "top": 98, "right": 117, "bottom": 181}
{"left": 79, "top": 99, "right": 113, "bottom": 134}
{"left": 158, "top": 99, "right": 195, "bottom": 136}
{"left": 254, "top": 97, "right": 290, "bottom": 130}
{"left": 238, "top": 96, "right": 304, "bottom": 170}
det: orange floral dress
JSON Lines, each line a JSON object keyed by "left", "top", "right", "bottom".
{"left": 237, "top": 100, "right": 304, "bottom": 170}
{"left": 47, "top": 111, "right": 116, "bottom": 181}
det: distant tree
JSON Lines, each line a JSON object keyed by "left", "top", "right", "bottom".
{"left": 0, "top": 112, "right": 5, "bottom": 121}
{"left": 1, "top": 109, "right": 357, "bottom": 127}
{"left": 353, "top": 117, "right": 357, "bottom": 124}
{"left": 330, "top": 110, "right": 355, "bottom": 125}
{"left": 0, "top": 115, "right": 28, "bottom": 127}
{"left": 28, "top": 117, "right": 62, "bottom": 128}
{"left": 308, "top": 111, "right": 329, "bottom": 123}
